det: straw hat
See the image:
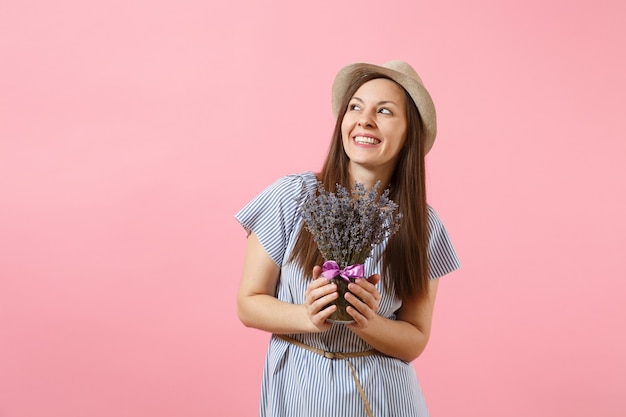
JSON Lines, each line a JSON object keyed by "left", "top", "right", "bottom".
{"left": 331, "top": 60, "right": 437, "bottom": 154}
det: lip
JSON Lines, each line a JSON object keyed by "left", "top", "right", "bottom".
{"left": 352, "top": 133, "right": 381, "bottom": 145}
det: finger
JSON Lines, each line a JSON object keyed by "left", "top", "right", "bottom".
{"left": 309, "top": 279, "right": 337, "bottom": 300}
{"left": 352, "top": 277, "right": 377, "bottom": 292}
{"left": 345, "top": 305, "right": 368, "bottom": 327}
{"left": 309, "top": 302, "right": 337, "bottom": 328}
{"left": 308, "top": 276, "right": 333, "bottom": 291}
{"left": 345, "top": 286, "right": 378, "bottom": 318}
{"left": 357, "top": 277, "right": 381, "bottom": 299}
{"left": 310, "top": 289, "right": 338, "bottom": 311}
{"left": 317, "top": 303, "right": 337, "bottom": 321}
{"left": 305, "top": 278, "right": 334, "bottom": 302}
{"left": 305, "top": 281, "right": 338, "bottom": 316}
{"left": 348, "top": 279, "right": 379, "bottom": 304}
{"left": 345, "top": 291, "right": 376, "bottom": 320}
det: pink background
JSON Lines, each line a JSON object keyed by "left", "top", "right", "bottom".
{"left": 1, "top": 1, "right": 625, "bottom": 416}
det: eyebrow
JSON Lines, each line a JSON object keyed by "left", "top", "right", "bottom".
{"left": 351, "top": 97, "right": 398, "bottom": 106}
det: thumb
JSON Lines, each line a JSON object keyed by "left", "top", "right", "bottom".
{"left": 367, "top": 273, "right": 380, "bottom": 285}
{"left": 312, "top": 265, "right": 323, "bottom": 279}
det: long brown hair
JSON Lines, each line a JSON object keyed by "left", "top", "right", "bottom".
{"left": 290, "top": 70, "right": 430, "bottom": 303}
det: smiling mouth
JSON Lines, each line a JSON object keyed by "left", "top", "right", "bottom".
{"left": 354, "top": 135, "right": 381, "bottom": 145}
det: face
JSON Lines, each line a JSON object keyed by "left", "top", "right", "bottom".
{"left": 341, "top": 78, "right": 408, "bottom": 179}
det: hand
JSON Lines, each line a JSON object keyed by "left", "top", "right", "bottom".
{"left": 303, "top": 266, "right": 339, "bottom": 332}
{"left": 345, "top": 273, "right": 381, "bottom": 329}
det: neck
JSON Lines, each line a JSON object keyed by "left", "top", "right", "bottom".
{"left": 347, "top": 164, "right": 393, "bottom": 193}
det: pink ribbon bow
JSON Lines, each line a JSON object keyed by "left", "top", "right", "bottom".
{"left": 321, "top": 260, "right": 364, "bottom": 282}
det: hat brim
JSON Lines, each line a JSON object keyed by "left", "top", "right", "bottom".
{"left": 331, "top": 62, "right": 437, "bottom": 154}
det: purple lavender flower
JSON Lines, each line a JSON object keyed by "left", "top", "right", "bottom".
{"left": 300, "top": 181, "right": 403, "bottom": 268}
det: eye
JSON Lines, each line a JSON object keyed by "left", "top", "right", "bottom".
{"left": 348, "top": 103, "right": 361, "bottom": 111}
{"left": 378, "top": 107, "right": 392, "bottom": 115}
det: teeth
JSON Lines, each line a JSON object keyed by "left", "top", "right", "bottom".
{"left": 354, "top": 136, "right": 380, "bottom": 145}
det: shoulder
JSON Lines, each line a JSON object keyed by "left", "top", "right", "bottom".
{"left": 274, "top": 171, "right": 317, "bottom": 193}
{"left": 426, "top": 205, "right": 444, "bottom": 231}
{"left": 235, "top": 172, "right": 318, "bottom": 264}
{"left": 235, "top": 171, "right": 317, "bottom": 221}
{"left": 425, "top": 204, "right": 461, "bottom": 278}
{"left": 425, "top": 204, "right": 452, "bottom": 242}
{"left": 258, "top": 171, "right": 317, "bottom": 204}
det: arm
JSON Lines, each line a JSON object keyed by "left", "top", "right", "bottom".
{"left": 345, "top": 277, "right": 439, "bottom": 362}
{"left": 237, "top": 231, "right": 339, "bottom": 334}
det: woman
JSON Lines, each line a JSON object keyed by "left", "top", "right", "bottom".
{"left": 236, "top": 60, "right": 460, "bottom": 417}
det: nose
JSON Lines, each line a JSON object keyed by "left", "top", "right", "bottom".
{"left": 358, "top": 112, "right": 376, "bottom": 128}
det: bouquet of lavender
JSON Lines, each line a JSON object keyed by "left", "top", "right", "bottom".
{"left": 300, "top": 181, "right": 402, "bottom": 323}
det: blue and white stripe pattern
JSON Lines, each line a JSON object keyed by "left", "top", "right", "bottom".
{"left": 236, "top": 172, "right": 460, "bottom": 417}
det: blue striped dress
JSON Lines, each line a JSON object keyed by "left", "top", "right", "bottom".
{"left": 235, "top": 172, "right": 460, "bottom": 417}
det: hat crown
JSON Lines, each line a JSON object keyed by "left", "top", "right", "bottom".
{"left": 382, "top": 60, "right": 424, "bottom": 86}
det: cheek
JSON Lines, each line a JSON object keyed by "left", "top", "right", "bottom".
{"left": 401, "top": 130, "right": 408, "bottom": 147}
{"left": 397, "top": 126, "right": 408, "bottom": 146}
{"left": 340, "top": 120, "right": 351, "bottom": 141}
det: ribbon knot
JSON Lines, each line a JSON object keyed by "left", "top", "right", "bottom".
{"left": 321, "top": 260, "right": 364, "bottom": 282}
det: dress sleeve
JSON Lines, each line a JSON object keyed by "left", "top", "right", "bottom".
{"left": 427, "top": 206, "right": 461, "bottom": 279}
{"left": 235, "top": 174, "right": 308, "bottom": 266}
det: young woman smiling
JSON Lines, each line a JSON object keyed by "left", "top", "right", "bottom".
{"left": 236, "top": 60, "right": 460, "bottom": 417}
